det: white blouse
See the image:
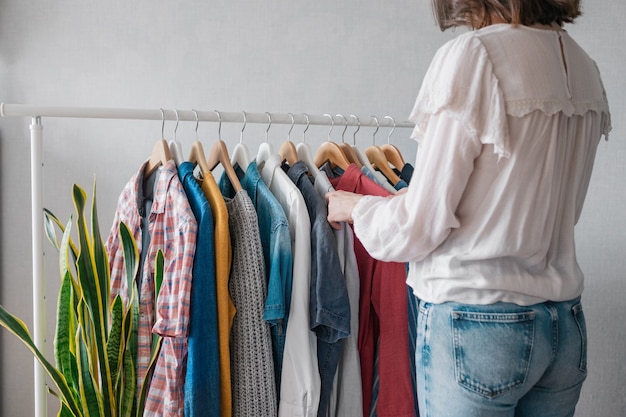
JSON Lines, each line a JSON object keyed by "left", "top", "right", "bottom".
{"left": 352, "top": 24, "right": 611, "bottom": 306}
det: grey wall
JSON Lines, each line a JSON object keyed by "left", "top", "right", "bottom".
{"left": 0, "top": 1, "right": 623, "bottom": 416}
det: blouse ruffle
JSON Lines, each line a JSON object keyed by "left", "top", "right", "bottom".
{"left": 408, "top": 29, "right": 612, "bottom": 158}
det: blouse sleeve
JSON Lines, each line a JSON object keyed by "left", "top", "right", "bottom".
{"left": 351, "top": 33, "right": 507, "bottom": 263}
{"left": 352, "top": 111, "right": 481, "bottom": 263}
{"left": 408, "top": 32, "right": 510, "bottom": 159}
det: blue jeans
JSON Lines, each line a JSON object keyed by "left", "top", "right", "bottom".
{"left": 416, "top": 297, "right": 587, "bottom": 417}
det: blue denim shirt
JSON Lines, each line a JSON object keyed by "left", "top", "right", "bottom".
{"left": 178, "top": 162, "right": 221, "bottom": 417}
{"left": 219, "top": 161, "right": 293, "bottom": 391}
{"left": 286, "top": 161, "right": 351, "bottom": 417}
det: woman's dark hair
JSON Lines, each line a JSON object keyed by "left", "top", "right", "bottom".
{"left": 432, "top": 0, "right": 582, "bottom": 30}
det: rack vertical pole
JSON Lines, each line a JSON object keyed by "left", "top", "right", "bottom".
{"left": 30, "top": 116, "right": 46, "bottom": 417}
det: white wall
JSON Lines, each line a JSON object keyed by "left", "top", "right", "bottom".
{"left": 0, "top": 1, "right": 623, "bottom": 416}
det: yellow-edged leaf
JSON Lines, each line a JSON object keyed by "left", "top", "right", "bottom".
{"left": 0, "top": 304, "right": 82, "bottom": 417}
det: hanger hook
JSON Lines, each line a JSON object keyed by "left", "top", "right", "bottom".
{"left": 287, "top": 113, "right": 295, "bottom": 141}
{"left": 160, "top": 108, "right": 166, "bottom": 138}
{"left": 265, "top": 112, "right": 272, "bottom": 143}
{"left": 192, "top": 109, "right": 199, "bottom": 141}
{"left": 302, "top": 113, "right": 310, "bottom": 143}
{"left": 350, "top": 114, "right": 360, "bottom": 146}
{"left": 384, "top": 115, "right": 396, "bottom": 144}
{"left": 240, "top": 111, "right": 247, "bottom": 144}
{"left": 371, "top": 115, "right": 380, "bottom": 145}
{"left": 214, "top": 110, "right": 222, "bottom": 141}
{"left": 324, "top": 114, "right": 334, "bottom": 141}
{"left": 173, "top": 109, "right": 180, "bottom": 141}
{"left": 336, "top": 114, "right": 348, "bottom": 143}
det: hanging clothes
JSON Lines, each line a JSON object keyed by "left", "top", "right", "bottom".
{"left": 106, "top": 160, "right": 197, "bottom": 417}
{"left": 220, "top": 161, "right": 293, "bottom": 396}
{"left": 258, "top": 154, "right": 319, "bottom": 417}
{"left": 313, "top": 169, "right": 364, "bottom": 417}
{"left": 225, "top": 190, "right": 278, "bottom": 416}
{"left": 178, "top": 161, "right": 221, "bottom": 417}
{"left": 286, "top": 161, "right": 351, "bottom": 417}
{"left": 327, "top": 163, "right": 415, "bottom": 417}
{"left": 197, "top": 170, "right": 236, "bottom": 417}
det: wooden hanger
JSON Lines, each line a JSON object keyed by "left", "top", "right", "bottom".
{"left": 314, "top": 141, "right": 351, "bottom": 170}
{"left": 339, "top": 142, "right": 362, "bottom": 167}
{"left": 314, "top": 114, "right": 351, "bottom": 170}
{"left": 379, "top": 115, "right": 405, "bottom": 170}
{"left": 145, "top": 139, "right": 172, "bottom": 176}
{"left": 335, "top": 114, "right": 362, "bottom": 167}
{"left": 380, "top": 143, "right": 405, "bottom": 170}
{"left": 188, "top": 141, "right": 213, "bottom": 176}
{"left": 279, "top": 140, "right": 299, "bottom": 166}
{"left": 365, "top": 145, "right": 401, "bottom": 186}
{"left": 144, "top": 109, "right": 172, "bottom": 175}
{"left": 207, "top": 140, "right": 243, "bottom": 192}
{"left": 278, "top": 113, "right": 299, "bottom": 166}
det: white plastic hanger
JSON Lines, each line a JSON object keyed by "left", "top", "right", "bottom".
{"left": 230, "top": 111, "right": 252, "bottom": 170}
{"left": 296, "top": 113, "right": 320, "bottom": 178}
{"left": 168, "top": 109, "right": 184, "bottom": 166}
{"left": 255, "top": 112, "right": 275, "bottom": 171}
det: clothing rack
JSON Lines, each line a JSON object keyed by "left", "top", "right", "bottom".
{"left": 0, "top": 103, "right": 414, "bottom": 417}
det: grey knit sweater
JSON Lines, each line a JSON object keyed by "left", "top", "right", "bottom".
{"left": 225, "top": 190, "right": 277, "bottom": 416}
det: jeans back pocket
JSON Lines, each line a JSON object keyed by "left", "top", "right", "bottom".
{"left": 452, "top": 310, "right": 535, "bottom": 399}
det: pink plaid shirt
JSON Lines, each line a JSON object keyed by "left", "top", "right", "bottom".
{"left": 106, "top": 160, "right": 197, "bottom": 417}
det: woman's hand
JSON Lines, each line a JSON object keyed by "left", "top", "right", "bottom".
{"left": 326, "top": 190, "right": 364, "bottom": 229}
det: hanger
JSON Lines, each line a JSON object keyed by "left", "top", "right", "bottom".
{"left": 379, "top": 115, "right": 405, "bottom": 170}
{"left": 296, "top": 113, "right": 320, "bottom": 178}
{"left": 349, "top": 114, "right": 375, "bottom": 170}
{"left": 168, "top": 109, "right": 184, "bottom": 166}
{"left": 230, "top": 111, "right": 252, "bottom": 170}
{"left": 314, "top": 114, "right": 350, "bottom": 170}
{"left": 256, "top": 112, "right": 275, "bottom": 170}
{"left": 336, "top": 114, "right": 362, "bottom": 167}
{"left": 365, "top": 115, "right": 401, "bottom": 186}
{"left": 189, "top": 110, "right": 243, "bottom": 193}
{"left": 145, "top": 108, "right": 172, "bottom": 176}
{"left": 278, "top": 113, "right": 299, "bottom": 166}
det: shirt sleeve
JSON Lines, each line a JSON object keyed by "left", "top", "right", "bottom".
{"left": 408, "top": 32, "right": 510, "bottom": 159}
{"left": 352, "top": 111, "right": 482, "bottom": 263}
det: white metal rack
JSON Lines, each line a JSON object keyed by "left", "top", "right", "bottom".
{"left": 0, "top": 103, "right": 414, "bottom": 417}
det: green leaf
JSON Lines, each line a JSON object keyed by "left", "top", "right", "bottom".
{"left": 152, "top": 250, "right": 165, "bottom": 351}
{"left": 120, "top": 347, "right": 136, "bottom": 417}
{"left": 76, "top": 324, "right": 103, "bottom": 417}
{"left": 90, "top": 180, "right": 110, "bottom": 333}
{"left": 107, "top": 296, "right": 124, "bottom": 386}
{"left": 54, "top": 270, "right": 75, "bottom": 386}
{"left": 44, "top": 208, "right": 79, "bottom": 262}
{"left": 119, "top": 222, "right": 139, "bottom": 304}
{"left": 136, "top": 337, "right": 163, "bottom": 417}
{"left": 0, "top": 305, "right": 82, "bottom": 417}
{"left": 154, "top": 250, "right": 164, "bottom": 304}
{"left": 57, "top": 402, "right": 75, "bottom": 417}
{"left": 72, "top": 184, "right": 113, "bottom": 417}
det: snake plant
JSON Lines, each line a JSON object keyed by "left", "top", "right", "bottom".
{"left": 0, "top": 183, "right": 162, "bottom": 417}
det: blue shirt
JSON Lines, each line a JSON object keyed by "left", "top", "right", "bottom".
{"left": 178, "top": 162, "right": 221, "bottom": 417}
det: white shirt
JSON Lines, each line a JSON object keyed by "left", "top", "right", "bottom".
{"left": 258, "top": 154, "right": 319, "bottom": 417}
{"left": 352, "top": 24, "right": 611, "bottom": 306}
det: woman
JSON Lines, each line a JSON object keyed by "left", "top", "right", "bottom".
{"left": 326, "top": 1, "right": 611, "bottom": 416}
